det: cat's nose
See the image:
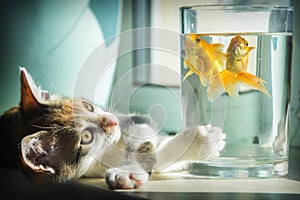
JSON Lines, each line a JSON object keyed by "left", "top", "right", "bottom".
{"left": 98, "top": 115, "right": 118, "bottom": 134}
{"left": 98, "top": 115, "right": 118, "bottom": 127}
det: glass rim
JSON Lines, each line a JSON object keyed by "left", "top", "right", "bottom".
{"left": 180, "top": 4, "right": 294, "bottom": 11}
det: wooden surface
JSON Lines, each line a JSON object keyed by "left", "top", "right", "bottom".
{"left": 80, "top": 147, "right": 300, "bottom": 199}
{"left": 0, "top": 148, "right": 299, "bottom": 200}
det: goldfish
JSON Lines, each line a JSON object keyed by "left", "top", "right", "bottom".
{"left": 183, "top": 33, "right": 227, "bottom": 101}
{"left": 220, "top": 35, "right": 270, "bottom": 97}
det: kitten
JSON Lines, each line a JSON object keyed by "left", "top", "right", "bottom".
{"left": 0, "top": 68, "right": 226, "bottom": 189}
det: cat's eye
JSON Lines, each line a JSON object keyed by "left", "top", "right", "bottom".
{"left": 81, "top": 129, "right": 94, "bottom": 144}
{"left": 82, "top": 101, "right": 94, "bottom": 112}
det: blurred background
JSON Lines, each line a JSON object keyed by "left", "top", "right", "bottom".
{"left": 0, "top": 0, "right": 299, "bottom": 148}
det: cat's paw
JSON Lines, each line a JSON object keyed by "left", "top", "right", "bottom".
{"left": 105, "top": 167, "right": 149, "bottom": 189}
{"left": 194, "top": 124, "right": 226, "bottom": 159}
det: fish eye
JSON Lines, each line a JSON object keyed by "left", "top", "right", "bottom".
{"left": 81, "top": 129, "right": 94, "bottom": 144}
{"left": 82, "top": 101, "right": 94, "bottom": 112}
{"left": 195, "top": 37, "right": 201, "bottom": 43}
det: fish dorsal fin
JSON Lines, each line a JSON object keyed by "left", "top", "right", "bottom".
{"left": 211, "top": 43, "right": 227, "bottom": 68}
{"left": 211, "top": 43, "right": 225, "bottom": 51}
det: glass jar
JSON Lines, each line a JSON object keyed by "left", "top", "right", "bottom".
{"left": 180, "top": 3, "right": 293, "bottom": 178}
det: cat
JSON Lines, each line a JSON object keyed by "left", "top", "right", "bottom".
{"left": 0, "top": 68, "right": 226, "bottom": 189}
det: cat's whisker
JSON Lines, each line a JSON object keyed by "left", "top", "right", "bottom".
{"left": 32, "top": 124, "right": 59, "bottom": 129}
{"left": 32, "top": 124, "right": 73, "bottom": 131}
{"left": 52, "top": 126, "right": 71, "bottom": 135}
{"left": 73, "top": 113, "right": 97, "bottom": 118}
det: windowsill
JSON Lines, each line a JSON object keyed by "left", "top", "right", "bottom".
{"left": 79, "top": 147, "right": 300, "bottom": 199}
{"left": 1, "top": 148, "right": 299, "bottom": 200}
{"left": 80, "top": 177, "right": 300, "bottom": 194}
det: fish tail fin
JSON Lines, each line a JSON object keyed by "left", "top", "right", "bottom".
{"left": 220, "top": 70, "right": 239, "bottom": 98}
{"left": 183, "top": 70, "right": 193, "bottom": 80}
{"left": 215, "top": 52, "right": 227, "bottom": 71}
{"left": 183, "top": 59, "right": 208, "bottom": 87}
{"left": 206, "top": 69, "right": 225, "bottom": 102}
{"left": 237, "top": 71, "right": 271, "bottom": 97}
{"left": 220, "top": 70, "right": 271, "bottom": 98}
{"left": 198, "top": 72, "right": 208, "bottom": 87}
{"left": 183, "top": 59, "right": 194, "bottom": 80}
{"left": 183, "top": 70, "right": 208, "bottom": 88}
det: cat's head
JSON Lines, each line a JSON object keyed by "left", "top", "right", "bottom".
{"left": 18, "top": 68, "right": 121, "bottom": 183}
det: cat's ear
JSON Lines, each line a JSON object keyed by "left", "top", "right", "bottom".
{"left": 20, "top": 130, "right": 79, "bottom": 180}
{"left": 20, "top": 131, "right": 55, "bottom": 174}
{"left": 20, "top": 68, "right": 49, "bottom": 111}
{"left": 20, "top": 67, "right": 40, "bottom": 111}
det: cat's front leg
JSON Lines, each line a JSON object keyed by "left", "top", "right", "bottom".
{"left": 183, "top": 124, "right": 226, "bottom": 160}
{"left": 155, "top": 125, "right": 226, "bottom": 171}
{"left": 105, "top": 165, "right": 149, "bottom": 189}
{"left": 105, "top": 141, "right": 156, "bottom": 189}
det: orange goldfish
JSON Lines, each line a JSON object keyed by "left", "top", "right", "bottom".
{"left": 183, "top": 34, "right": 227, "bottom": 101}
{"left": 220, "top": 35, "right": 270, "bottom": 97}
